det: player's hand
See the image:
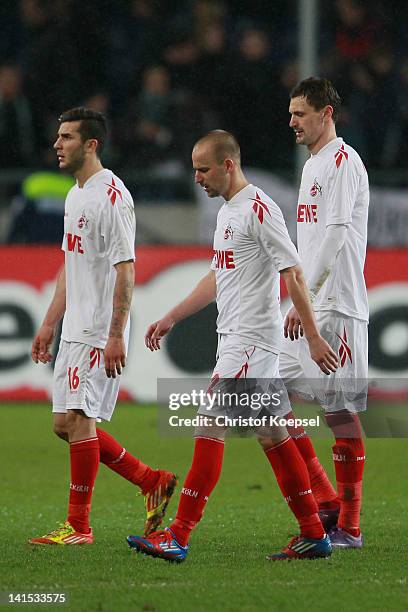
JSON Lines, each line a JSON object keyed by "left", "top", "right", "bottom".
{"left": 284, "top": 306, "right": 303, "bottom": 340}
{"left": 145, "top": 316, "right": 175, "bottom": 351}
{"left": 307, "top": 334, "right": 338, "bottom": 375}
{"left": 31, "top": 324, "right": 55, "bottom": 364}
{"left": 104, "top": 337, "right": 126, "bottom": 378}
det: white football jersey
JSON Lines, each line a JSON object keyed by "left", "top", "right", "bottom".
{"left": 297, "top": 137, "right": 369, "bottom": 321}
{"left": 61, "top": 168, "right": 136, "bottom": 347}
{"left": 211, "top": 184, "right": 300, "bottom": 352}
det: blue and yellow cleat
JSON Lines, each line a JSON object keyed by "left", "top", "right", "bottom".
{"left": 267, "top": 534, "right": 332, "bottom": 561}
{"left": 127, "top": 528, "right": 188, "bottom": 563}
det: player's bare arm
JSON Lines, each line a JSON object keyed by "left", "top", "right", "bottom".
{"left": 104, "top": 260, "right": 134, "bottom": 378}
{"left": 145, "top": 271, "right": 216, "bottom": 351}
{"left": 31, "top": 265, "right": 66, "bottom": 364}
{"left": 281, "top": 265, "right": 338, "bottom": 374}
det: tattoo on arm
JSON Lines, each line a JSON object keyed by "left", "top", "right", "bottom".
{"left": 109, "top": 269, "right": 134, "bottom": 339}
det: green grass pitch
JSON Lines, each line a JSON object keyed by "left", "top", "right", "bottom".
{"left": 1, "top": 403, "right": 407, "bottom": 611}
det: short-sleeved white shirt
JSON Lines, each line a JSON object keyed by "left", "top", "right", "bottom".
{"left": 211, "top": 183, "right": 300, "bottom": 353}
{"left": 297, "top": 137, "right": 369, "bottom": 321}
{"left": 61, "top": 168, "right": 136, "bottom": 347}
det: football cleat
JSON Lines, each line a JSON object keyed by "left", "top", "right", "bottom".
{"left": 318, "top": 505, "right": 340, "bottom": 532}
{"left": 267, "top": 534, "right": 332, "bottom": 560}
{"left": 143, "top": 471, "right": 178, "bottom": 536}
{"left": 28, "top": 521, "right": 93, "bottom": 545}
{"left": 328, "top": 527, "right": 363, "bottom": 548}
{"left": 127, "top": 528, "right": 188, "bottom": 563}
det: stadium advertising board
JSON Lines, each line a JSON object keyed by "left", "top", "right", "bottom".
{"left": 0, "top": 246, "right": 407, "bottom": 401}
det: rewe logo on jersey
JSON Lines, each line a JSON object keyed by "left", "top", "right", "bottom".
{"left": 310, "top": 178, "right": 322, "bottom": 197}
{"left": 67, "top": 233, "right": 84, "bottom": 254}
{"left": 297, "top": 203, "right": 317, "bottom": 223}
{"left": 214, "top": 249, "right": 235, "bottom": 269}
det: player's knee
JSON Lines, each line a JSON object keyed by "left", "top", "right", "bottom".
{"left": 53, "top": 414, "right": 69, "bottom": 440}
{"left": 257, "top": 435, "right": 274, "bottom": 450}
{"left": 53, "top": 422, "right": 68, "bottom": 441}
{"left": 65, "top": 410, "right": 86, "bottom": 436}
{"left": 257, "top": 434, "right": 287, "bottom": 450}
{"left": 325, "top": 409, "right": 363, "bottom": 439}
{"left": 256, "top": 425, "right": 288, "bottom": 450}
{"left": 284, "top": 410, "right": 306, "bottom": 439}
{"left": 194, "top": 423, "right": 226, "bottom": 440}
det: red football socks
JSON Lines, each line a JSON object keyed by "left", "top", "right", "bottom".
{"left": 97, "top": 428, "right": 158, "bottom": 493}
{"left": 264, "top": 437, "right": 324, "bottom": 539}
{"left": 332, "top": 437, "right": 365, "bottom": 536}
{"left": 68, "top": 437, "right": 100, "bottom": 534}
{"left": 306, "top": 456, "right": 339, "bottom": 510}
{"left": 170, "top": 437, "right": 225, "bottom": 547}
{"left": 286, "top": 411, "right": 339, "bottom": 509}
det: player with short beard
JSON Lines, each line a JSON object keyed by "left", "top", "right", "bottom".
{"left": 29, "top": 107, "right": 177, "bottom": 545}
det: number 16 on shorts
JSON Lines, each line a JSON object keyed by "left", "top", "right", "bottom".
{"left": 68, "top": 366, "right": 80, "bottom": 391}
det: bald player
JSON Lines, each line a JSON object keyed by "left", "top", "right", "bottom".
{"left": 127, "top": 130, "right": 339, "bottom": 562}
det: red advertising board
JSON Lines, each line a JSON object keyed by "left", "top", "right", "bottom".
{"left": 0, "top": 246, "right": 407, "bottom": 400}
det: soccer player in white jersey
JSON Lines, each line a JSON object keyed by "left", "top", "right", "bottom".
{"left": 127, "top": 130, "right": 339, "bottom": 562}
{"left": 29, "top": 107, "right": 177, "bottom": 545}
{"left": 278, "top": 77, "right": 369, "bottom": 548}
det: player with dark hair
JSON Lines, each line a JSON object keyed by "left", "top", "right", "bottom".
{"left": 29, "top": 107, "right": 176, "bottom": 545}
{"left": 127, "top": 129, "right": 339, "bottom": 562}
{"left": 277, "top": 77, "right": 369, "bottom": 548}
{"left": 58, "top": 107, "right": 108, "bottom": 156}
{"left": 289, "top": 77, "right": 342, "bottom": 122}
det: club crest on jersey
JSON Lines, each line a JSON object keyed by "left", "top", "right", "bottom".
{"left": 310, "top": 178, "right": 322, "bottom": 197}
{"left": 224, "top": 223, "right": 234, "bottom": 240}
{"left": 77, "top": 210, "right": 89, "bottom": 230}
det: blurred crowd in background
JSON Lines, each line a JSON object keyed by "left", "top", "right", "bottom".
{"left": 1, "top": 0, "right": 408, "bottom": 244}
{"left": 1, "top": 0, "right": 407, "bottom": 176}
